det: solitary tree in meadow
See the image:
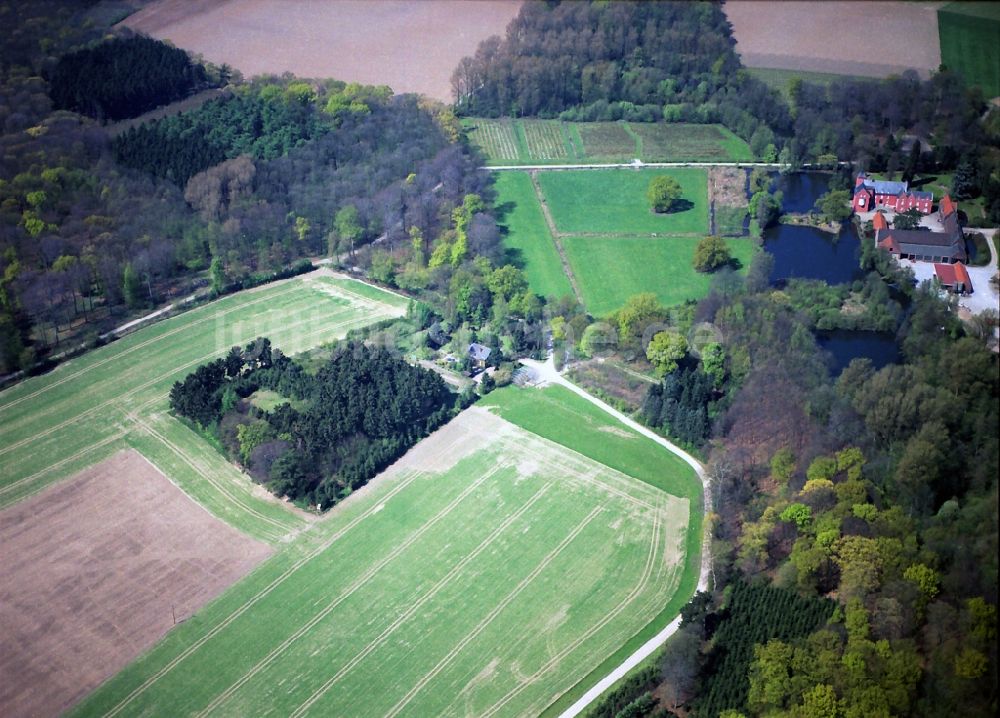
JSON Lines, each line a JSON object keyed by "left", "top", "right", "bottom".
{"left": 647, "top": 175, "right": 683, "bottom": 213}
{"left": 693, "top": 235, "right": 731, "bottom": 272}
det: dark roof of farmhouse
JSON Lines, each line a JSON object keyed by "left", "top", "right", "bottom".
{"left": 468, "top": 343, "right": 491, "bottom": 361}
{"left": 881, "top": 229, "right": 962, "bottom": 247}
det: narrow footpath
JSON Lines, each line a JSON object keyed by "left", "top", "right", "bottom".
{"left": 518, "top": 356, "right": 711, "bottom": 718}
{"left": 528, "top": 171, "right": 585, "bottom": 304}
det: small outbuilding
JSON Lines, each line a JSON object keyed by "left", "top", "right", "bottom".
{"left": 934, "top": 262, "right": 973, "bottom": 294}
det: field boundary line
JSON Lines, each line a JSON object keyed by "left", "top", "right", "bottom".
{"left": 0, "top": 282, "right": 304, "bottom": 413}
{"left": 194, "top": 463, "right": 505, "bottom": 716}
{"left": 101, "top": 469, "right": 427, "bottom": 717}
{"left": 1, "top": 308, "right": 365, "bottom": 459}
{"left": 0, "top": 430, "right": 126, "bottom": 503}
{"left": 385, "top": 505, "right": 604, "bottom": 718}
{"left": 134, "top": 414, "right": 292, "bottom": 537}
{"left": 481, "top": 501, "right": 664, "bottom": 717}
{"left": 101, "top": 429, "right": 472, "bottom": 717}
{"left": 288, "top": 483, "right": 554, "bottom": 718}
{"left": 528, "top": 171, "right": 583, "bottom": 304}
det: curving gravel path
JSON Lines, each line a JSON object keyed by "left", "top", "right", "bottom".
{"left": 518, "top": 356, "right": 710, "bottom": 718}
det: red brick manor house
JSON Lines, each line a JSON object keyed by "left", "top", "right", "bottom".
{"left": 852, "top": 172, "right": 934, "bottom": 213}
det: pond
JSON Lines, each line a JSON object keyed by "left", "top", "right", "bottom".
{"left": 817, "top": 330, "right": 900, "bottom": 377}
{"left": 762, "top": 172, "right": 865, "bottom": 285}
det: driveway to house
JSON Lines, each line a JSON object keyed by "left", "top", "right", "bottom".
{"left": 962, "top": 228, "right": 1000, "bottom": 316}
{"left": 518, "top": 355, "right": 710, "bottom": 718}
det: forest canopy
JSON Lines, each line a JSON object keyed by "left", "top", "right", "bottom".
{"left": 169, "top": 339, "right": 458, "bottom": 508}
{"left": 48, "top": 34, "right": 210, "bottom": 121}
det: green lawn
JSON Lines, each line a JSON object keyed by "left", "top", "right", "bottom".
{"left": 537, "top": 168, "right": 709, "bottom": 235}
{"left": 747, "top": 67, "right": 870, "bottom": 100}
{"left": 938, "top": 2, "right": 1000, "bottom": 99}
{"left": 69, "top": 398, "right": 693, "bottom": 718}
{"left": 0, "top": 273, "right": 407, "bottom": 542}
{"left": 481, "top": 385, "right": 703, "bottom": 716}
{"left": 466, "top": 119, "right": 753, "bottom": 165}
{"left": 563, "top": 235, "right": 756, "bottom": 316}
{"left": 494, "top": 171, "right": 574, "bottom": 299}
{"left": 249, "top": 389, "right": 308, "bottom": 412}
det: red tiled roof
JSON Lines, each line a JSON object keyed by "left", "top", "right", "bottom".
{"left": 872, "top": 211, "right": 889, "bottom": 230}
{"left": 934, "top": 262, "right": 972, "bottom": 292}
{"left": 954, "top": 261, "right": 972, "bottom": 289}
{"left": 939, "top": 195, "right": 957, "bottom": 217}
{"left": 935, "top": 263, "right": 958, "bottom": 284}
{"left": 878, "top": 235, "right": 898, "bottom": 253}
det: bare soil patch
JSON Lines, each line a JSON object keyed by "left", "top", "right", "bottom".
{"left": 709, "top": 166, "right": 748, "bottom": 209}
{"left": 0, "top": 450, "right": 272, "bottom": 718}
{"left": 725, "top": 1, "right": 943, "bottom": 78}
{"left": 120, "top": 0, "right": 522, "bottom": 102}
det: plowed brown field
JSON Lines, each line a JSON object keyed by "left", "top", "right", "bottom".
{"left": 0, "top": 450, "right": 272, "bottom": 718}
{"left": 121, "top": 0, "right": 522, "bottom": 101}
{"left": 725, "top": 0, "right": 942, "bottom": 78}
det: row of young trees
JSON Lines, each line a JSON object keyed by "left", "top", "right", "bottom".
{"left": 169, "top": 339, "right": 458, "bottom": 508}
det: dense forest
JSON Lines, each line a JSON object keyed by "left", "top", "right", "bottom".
{"left": 452, "top": 1, "right": 788, "bottom": 153}
{"left": 0, "top": 2, "right": 496, "bottom": 375}
{"left": 169, "top": 338, "right": 458, "bottom": 507}
{"left": 563, "top": 268, "right": 998, "bottom": 715}
{"left": 49, "top": 34, "right": 210, "bottom": 121}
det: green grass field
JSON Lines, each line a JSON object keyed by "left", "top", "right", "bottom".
{"left": 563, "top": 235, "right": 756, "bottom": 316}
{"left": 0, "top": 272, "right": 408, "bottom": 542}
{"left": 537, "top": 168, "right": 709, "bottom": 235}
{"left": 938, "top": 2, "right": 1000, "bottom": 99}
{"left": 747, "top": 67, "right": 869, "bottom": 100}
{"left": 68, "top": 387, "right": 697, "bottom": 718}
{"left": 480, "top": 385, "right": 703, "bottom": 716}
{"left": 494, "top": 171, "right": 574, "bottom": 299}
{"left": 465, "top": 119, "right": 753, "bottom": 165}
{"left": 493, "top": 168, "right": 754, "bottom": 313}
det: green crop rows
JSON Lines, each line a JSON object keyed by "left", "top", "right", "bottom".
{"left": 465, "top": 119, "right": 753, "bottom": 165}
{"left": 0, "top": 273, "right": 407, "bottom": 542}
{"left": 69, "top": 386, "right": 696, "bottom": 718}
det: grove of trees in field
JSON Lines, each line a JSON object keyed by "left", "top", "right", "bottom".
{"left": 170, "top": 339, "right": 457, "bottom": 507}
{"left": 49, "top": 34, "right": 209, "bottom": 121}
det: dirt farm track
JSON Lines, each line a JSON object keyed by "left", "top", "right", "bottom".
{"left": 0, "top": 451, "right": 272, "bottom": 718}
{"left": 121, "top": 0, "right": 522, "bottom": 102}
